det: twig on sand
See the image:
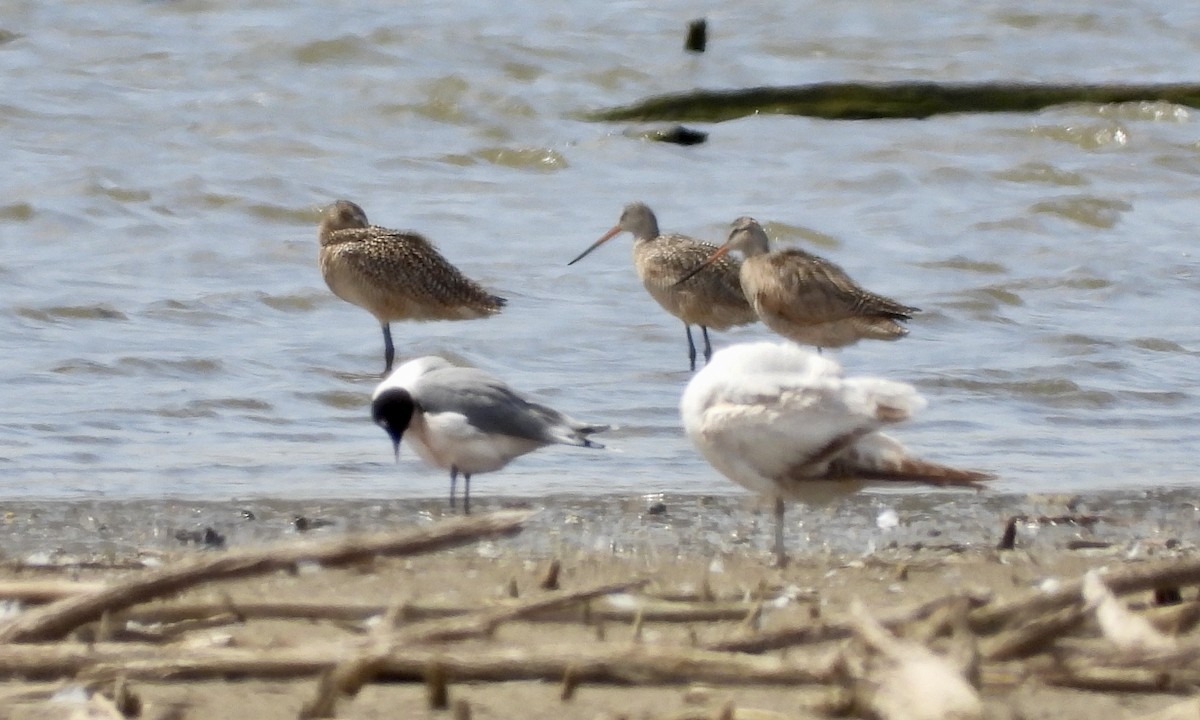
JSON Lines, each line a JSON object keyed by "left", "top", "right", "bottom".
{"left": 969, "top": 556, "right": 1200, "bottom": 634}
{"left": 0, "top": 510, "right": 536, "bottom": 643}
{"left": 1040, "top": 663, "right": 1200, "bottom": 694}
{"left": 980, "top": 607, "right": 1089, "bottom": 661}
{"left": 0, "top": 581, "right": 108, "bottom": 603}
{"left": 704, "top": 591, "right": 991, "bottom": 654}
{"left": 0, "top": 640, "right": 840, "bottom": 686}
{"left": 302, "top": 577, "right": 649, "bottom": 717}
{"left": 113, "top": 594, "right": 756, "bottom": 630}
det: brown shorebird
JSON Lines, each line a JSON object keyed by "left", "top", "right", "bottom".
{"left": 677, "top": 217, "right": 918, "bottom": 350}
{"left": 568, "top": 202, "right": 756, "bottom": 370}
{"left": 681, "top": 341, "right": 991, "bottom": 566}
{"left": 318, "top": 200, "right": 506, "bottom": 373}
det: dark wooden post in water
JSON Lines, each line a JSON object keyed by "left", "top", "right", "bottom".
{"left": 685, "top": 19, "right": 707, "bottom": 53}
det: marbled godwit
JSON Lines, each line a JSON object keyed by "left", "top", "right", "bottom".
{"left": 318, "top": 200, "right": 506, "bottom": 374}
{"left": 372, "top": 356, "right": 608, "bottom": 514}
{"left": 677, "top": 217, "right": 918, "bottom": 351}
{"left": 680, "top": 341, "right": 990, "bottom": 566}
{"left": 568, "top": 202, "right": 756, "bottom": 371}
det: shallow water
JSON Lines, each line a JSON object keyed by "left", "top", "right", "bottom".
{"left": 2, "top": 1, "right": 1199, "bottom": 505}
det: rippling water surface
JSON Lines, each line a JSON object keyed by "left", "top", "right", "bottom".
{"left": 2, "top": 1, "right": 1199, "bottom": 504}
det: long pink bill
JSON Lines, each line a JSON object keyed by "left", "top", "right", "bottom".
{"left": 567, "top": 225, "right": 621, "bottom": 266}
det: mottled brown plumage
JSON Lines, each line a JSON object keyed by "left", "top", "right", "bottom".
{"left": 568, "top": 202, "right": 756, "bottom": 370}
{"left": 318, "top": 200, "right": 505, "bottom": 373}
{"left": 681, "top": 217, "right": 918, "bottom": 350}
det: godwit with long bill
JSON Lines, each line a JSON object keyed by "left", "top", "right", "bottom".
{"left": 677, "top": 216, "right": 918, "bottom": 351}
{"left": 568, "top": 202, "right": 756, "bottom": 370}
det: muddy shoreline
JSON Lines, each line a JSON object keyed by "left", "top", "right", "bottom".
{"left": 0, "top": 491, "right": 1197, "bottom": 719}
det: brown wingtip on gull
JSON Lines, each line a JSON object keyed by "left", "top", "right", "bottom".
{"left": 317, "top": 199, "right": 505, "bottom": 373}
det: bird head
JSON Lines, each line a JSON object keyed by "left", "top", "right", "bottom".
{"left": 568, "top": 201, "right": 660, "bottom": 265}
{"left": 370, "top": 387, "right": 417, "bottom": 461}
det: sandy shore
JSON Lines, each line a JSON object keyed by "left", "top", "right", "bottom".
{"left": 0, "top": 492, "right": 1197, "bottom": 719}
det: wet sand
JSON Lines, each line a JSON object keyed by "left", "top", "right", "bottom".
{"left": 0, "top": 491, "right": 1197, "bottom": 719}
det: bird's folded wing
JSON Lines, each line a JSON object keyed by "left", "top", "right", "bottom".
{"left": 414, "top": 369, "right": 581, "bottom": 444}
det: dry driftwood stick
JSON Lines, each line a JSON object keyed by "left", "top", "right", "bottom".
{"left": 980, "top": 606, "right": 1088, "bottom": 661}
{"left": 0, "top": 680, "right": 90, "bottom": 705}
{"left": 302, "top": 577, "right": 654, "bottom": 716}
{"left": 1040, "top": 664, "right": 1199, "bottom": 694}
{"left": 1126, "top": 697, "right": 1200, "bottom": 720}
{"left": 390, "top": 577, "right": 651, "bottom": 644}
{"left": 124, "top": 601, "right": 397, "bottom": 626}
{"left": 704, "top": 591, "right": 989, "bottom": 654}
{"left": 7, "top": 642, "right": 344, "bottom": 679}
{"left": 1143, "top": 599, "right": 1200, "bottom": 636}
{"left": 0, "top": 580, "right": 107, "bottom": 603}
{"left": 1050, "top": 637, "right": 1200, "bottom": 669}
{"left": 0, "top": 510, "right": 535, "bottom": 644}
{"left": 8, "top": 641, "right": 839, "bottom": 685}
{"left": 187, "top": 643, "right": 837, "bottom": 684}
{"left": 969, "top": 556, "right": 1200, "bottom": 634}
{"left": 121, "top": 593, "right": 754, "bottom": 628}
{"left": 594, "top": 596, "right": 754, "bottom": 623}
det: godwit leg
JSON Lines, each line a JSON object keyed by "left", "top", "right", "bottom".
{"left": 463, "top": 473, "right": 472, "bottom": 515}
{"left": 449, "top": 466, "right": 459, "bottom": 511}
{"left": 701, "top": 326, "right": 713, "bottom": 364}
{"left": 684, "top": 324, "right": 698, "bottom": 371}
{"left": 773, "top": 496, "right": 788, "bottom": 568}
{"left": 381, "top": 323, "right": 396, "bottom": 374}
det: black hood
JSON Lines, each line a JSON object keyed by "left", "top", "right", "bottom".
{"left": 371, "top": 387, "right": 417, "bottom": 461}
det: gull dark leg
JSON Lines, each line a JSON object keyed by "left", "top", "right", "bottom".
{"left": 773, "top": 496, "right": 788, "bottom": 568}
{"left": 382, "top": 323, "right": 396, "bottom": 374}
{"left": 701, "top": 326, "right": 713, "bottom": 363}
{"left": 449, "top": 466, "right": 459, "bottom": 511}
{"left": 463, "top": 474, "right": 472, "bottom": 515}
{"left": 684, "top": 324, "right": 698, "bottom": 371}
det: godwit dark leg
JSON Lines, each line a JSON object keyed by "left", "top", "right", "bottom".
{"left": 701, "top": 326, "right": 714, "bottom": 363}
{"left": 382, "top": 323, "right": 396, "bottom": 374}
{"left": 773, "top": 497, "right": 787, "bottom": 568}
{"left": 684, "top": 324, "right": 698, "bottom": 371}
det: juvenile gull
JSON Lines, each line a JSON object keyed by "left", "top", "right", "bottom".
{"left": 677, "top": 217, "right": 918, "bottom": 350}
{"left": 371, "top": 356, "right": 608, "bottom": 513}
{"left": 680, "top": 341, "right": 991, "bottom": 566}
{"left": 568, "top": 202, "right": 756, "bottom": 370}
{"left": 318, "top": 199, "right": 505, "bottom": 374}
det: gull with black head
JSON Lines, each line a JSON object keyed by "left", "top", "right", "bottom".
{"left": 371, "top": 356, "right": 608, "bottom": 513}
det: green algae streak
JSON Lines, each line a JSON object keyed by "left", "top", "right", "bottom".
{"left": 584, "top": 82, "right": 1200, "bottom": 122}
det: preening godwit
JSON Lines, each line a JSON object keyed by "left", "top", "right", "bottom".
{"left": 318, "top": 200, "right": 506, "bottom": 373}
{"left": 680, "top": 341, "right": 991, "bottom": 566}
{"left": 372, "top": 356, "right": 608, "bottom": 514}
{"left": 568, "top": 202, "right": 756, "bottom": 370}
{"left": 677, "top": 217, "right": 918, "bottom": 350}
